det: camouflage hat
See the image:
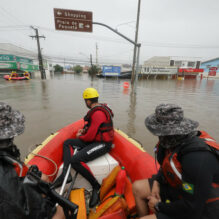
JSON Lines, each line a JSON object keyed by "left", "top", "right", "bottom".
{"left": 145, "top": 104, "right": 199, "bottom": 136}
{"left": 0, "top": 102, "right": 25, "bottom": 140}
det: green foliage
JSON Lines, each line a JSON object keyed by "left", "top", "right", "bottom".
{"left": 88, "top": 65, "right": 101, "bottom": 76}
{"left": 54, "top": 64, "right": 63, "bottom": 73}
{"left": 73, "top": 65, "right": 83, "bottom": 74}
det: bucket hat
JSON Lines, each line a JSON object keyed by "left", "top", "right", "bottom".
{"left": 0, "top": 102, "right": 25, "bottom": 140}
{"left": 145, "top": 104, "right": 199, "bottom": 136}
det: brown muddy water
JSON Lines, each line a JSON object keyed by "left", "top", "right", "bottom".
{"left": 1, "top": 74, "right": 219, "bottom": 160}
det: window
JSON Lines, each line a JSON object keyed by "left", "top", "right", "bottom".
{"left": 188, "top": 62, "right": 195, "bottom": 67}
{"left": 170, "top": 60, "right": 174, "bottom": 66}
{"left": 196, "top": 61, "right": 200, "bottom": 69}
{"left": 174, "top": 61, "right": 182, "bottom": 67}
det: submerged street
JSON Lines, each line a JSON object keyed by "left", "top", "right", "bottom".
{"left": 1, "top": 74, "right": 219, "bottom": 159}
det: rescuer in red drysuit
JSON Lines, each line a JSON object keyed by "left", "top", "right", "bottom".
{"left": 52, "top": 88, "right": 114, "bottom": 208}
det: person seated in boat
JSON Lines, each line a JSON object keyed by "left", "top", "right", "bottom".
{"left": 52, "top": 87, "right": 114, "bottom": 208}
{"left": 23, "top": 71, "right": 29, "bottom": 77}
{"left": 133, "top": 104, "right": 219, "bottom": 219}
{"left": 0, "top": 102, "right": 65, "bottom": 219}
{"left": 11, "top": 71, "right": 18, "bottom": 78}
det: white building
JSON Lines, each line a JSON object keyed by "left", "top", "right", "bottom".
{"left": 0, "top": 43, "right": 53, "bottom": 79}
{"left": 141, "top": 56, "right": 202, "bottom": 79}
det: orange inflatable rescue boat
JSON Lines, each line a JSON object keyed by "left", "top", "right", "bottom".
{"left": 25, "top": 119, "right": 157, "bottom": 218}
{"left": 4, "top": 71, "right": 30, "bottom": 80}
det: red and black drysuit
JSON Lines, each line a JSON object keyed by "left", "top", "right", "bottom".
{"left": 62, "top": 104, "right": 114, "bottom": 189}
{"left": 153, "top": 131, "right": 219, "bottom": 219}
{"left": 0, "top": 146, "right": 55, "bottom": 219}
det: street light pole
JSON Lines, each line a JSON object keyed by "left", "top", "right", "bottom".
{"left": 131, "top": 0, "right": 141, "bottom": 85}
{"left": 93, "top": 22, "right": 137, "bottom": 46}
{"left": 135, "top": 44, "right": 141, "bottom": 81}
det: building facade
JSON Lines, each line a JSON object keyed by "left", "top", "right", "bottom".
{"left": 0, "top": 54, "right": 39, "bottom": 74}
{"left": 0, "top": 43, "right": 39, "bottom": 76}
{"left": 200, "top": 58, "right": 219, "bottom": 78}
{"left": 0, "top": 43, "right": 53, "bottom": 79}
{"left": 141, "top": 56, "right": 203, "bottom": 79}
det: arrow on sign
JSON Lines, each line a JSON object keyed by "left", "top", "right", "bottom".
{"left": 57, "top": 11, "right": 62, "bottom": 16}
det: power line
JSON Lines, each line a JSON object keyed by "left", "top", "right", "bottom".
{"left": 0, "top": 25, "right": 29, "bottom": 28}
{"left": 37, "top": 25, "right": 219, "bottom": 49}
{"left": 1, "top": 23, "right": 217, "bottom": 50}
{"left": 0, "top": 6, "right": 28, "bottom": 26}
{"left": 115, "top": 21, "right": 135, "bottom": 30}
{"left": 141, "top": 41, "right": 219, "bottom": 49}
{"left": 0, "top": 28, "right": 29, "bottom": 32}
{"left": 0, "top": 46, "right": 130, "bottom": 65}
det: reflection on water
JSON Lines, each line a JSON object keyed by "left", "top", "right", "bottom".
{"left": 41, "top": 81, "right": 49, "bottom": 110}
{"left": 1, "top": 75, "right": 219, "bottom": 159}
{"left": 127, "top": 88, "right": 136, "bottom": 137}
{"left": 206, "top": 80, "right": 215, "bottom": 93}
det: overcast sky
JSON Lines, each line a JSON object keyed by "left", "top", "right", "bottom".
{"left": 0, "top": 0, "right": 219, "bottom": 65}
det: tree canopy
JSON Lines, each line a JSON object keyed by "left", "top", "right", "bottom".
{"left": 88, "top": 65, "right": 101, "bottom": 76}
{"left": 54, "top": 64, "right": 63, "bottom": 73}
{"left": 73, "top": 65, "right": 83, "bottom": 74}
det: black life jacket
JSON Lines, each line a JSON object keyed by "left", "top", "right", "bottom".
{"left": 84, "top": 104, "right": 114, "bottom": 142}
{"left": 160, "top": 131, "right": 219, "bottom": 204}
{"left": 0, "top": 150, "right": 28, "bottom": 177}
{"left": 0, "top": 151, "right": 54, "bottom": 219}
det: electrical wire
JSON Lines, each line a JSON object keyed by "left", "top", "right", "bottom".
{"left": 0, "top": 46, "right": 130, "bottom": 65}
{"left": 1, "top": 23, "right": 219, "bottom": 50}
{"left": 0, "top": 25, "right": 29, "bottom": 29}
{"left": 0, "top": 6, "right": 28, "bottom": 26}
{"left": 38, "top": 26, "right": 219, "bottom": 49}
{"left": 141, "top": 41, "right": 219, "bottom": 49}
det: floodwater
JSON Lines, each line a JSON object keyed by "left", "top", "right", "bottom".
{"left": 1, "top": 74, "right": 219, "bottom": 160}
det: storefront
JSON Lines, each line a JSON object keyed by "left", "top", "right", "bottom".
{"left": 0, "top": 54, "right": 39, "bottom": 75}
{"left": 177, "top": 68, "right": 204, "bottom": 79}
{"left": 200, "top": 58, "right": 219, "bottom": 78}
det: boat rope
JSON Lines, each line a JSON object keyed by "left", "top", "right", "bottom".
{"left": 28, "top": 145, "right": 58, "bottom": 177}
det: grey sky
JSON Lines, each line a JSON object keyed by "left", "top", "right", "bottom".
{"left": 0, "top": 0, "right": 219, "bottom": 65}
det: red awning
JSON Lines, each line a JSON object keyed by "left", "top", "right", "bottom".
{"left": 178, "top": 68, "right": 204, "bottom": 73}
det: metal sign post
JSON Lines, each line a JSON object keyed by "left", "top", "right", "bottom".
{"left": 53, "top": 8, "right": 141, "bottom": 86}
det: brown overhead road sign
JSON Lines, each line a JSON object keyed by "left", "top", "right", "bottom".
{"left": 54, "top": 8, "right": 93, "bottom": 32}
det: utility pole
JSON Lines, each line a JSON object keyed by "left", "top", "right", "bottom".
{"left": 135, "top": 44, "right": 141, "bottom": 81}
{"left": 90, "top": 54, "right": 93, "bottom": 66}
{"left": 64, "top": 58, "right": 65, "bottom": 73}
{"left": 96, "top": 43, "right": 98, "bottom": 66}
{"left": 131, "top": 0, "right": 141, "bottom": 85}
{"left": 30, "top": 26, "right": 46, "bottom": 79}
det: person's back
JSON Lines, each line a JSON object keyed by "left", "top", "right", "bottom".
{"left": 80, "top": 103, "right": 114, "bottom": 143}
{"left": 52, "top": 88, "right": 114, "bottom": 208}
